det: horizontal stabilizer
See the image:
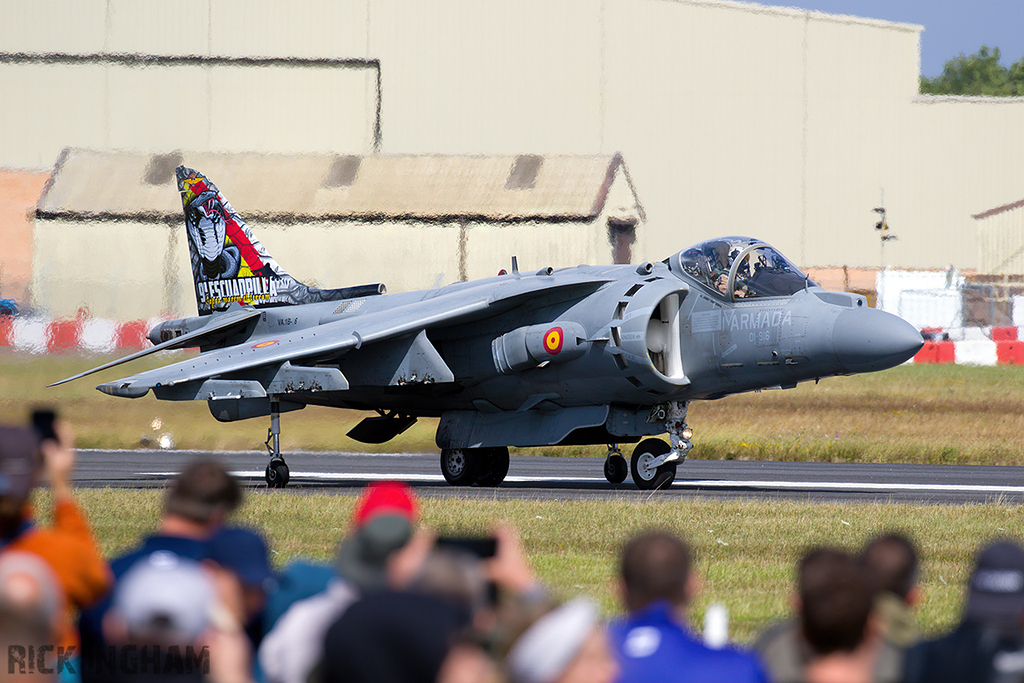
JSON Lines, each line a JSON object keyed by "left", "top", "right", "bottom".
{"left": 48, "top": 304, "right": 261, "bottom": 388}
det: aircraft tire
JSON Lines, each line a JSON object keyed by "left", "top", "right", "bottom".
{"left": 630, "top": 439, "right": 676, "bottom": 491}
{"left": 440, "top": 448, "right": 479, "bottom": 486}
{"left": 604, "top": 456, "right": 628, "bottom": 484}
{"left": 475, "top": 447, "right": 510, "bottom": 486}
{"left": 266, "top": 460, "right": 290, "bottom": 488}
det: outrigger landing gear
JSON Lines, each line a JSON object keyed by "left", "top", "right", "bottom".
{"left": 603, "top": 444, "right": 628, "bottom": 484}
{"left": 264, "top": 399, "right": 290, "bottom": 488}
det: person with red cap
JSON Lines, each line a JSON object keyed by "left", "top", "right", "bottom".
{"left": 259, "top": 480, "right": 422, "bottom": 683}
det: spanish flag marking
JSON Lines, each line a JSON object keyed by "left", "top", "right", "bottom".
{"left": 252, "top": 340, "right": 279, "bottom": 350}
{"left": 544, "top": 327, "right": 564, "bottom": 355}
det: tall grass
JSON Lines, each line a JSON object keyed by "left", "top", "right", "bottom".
{"left": 49, "top": 488, "right": 1020, "bottom": 643}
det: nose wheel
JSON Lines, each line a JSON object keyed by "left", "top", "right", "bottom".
{"left": 630, "top": 438, "right": 677, "bottom": 491}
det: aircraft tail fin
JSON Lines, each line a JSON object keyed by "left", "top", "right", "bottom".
{"left": 177, "top": 166, "right": 384, "bottom": 315}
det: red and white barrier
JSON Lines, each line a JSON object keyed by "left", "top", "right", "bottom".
{"left": 4, "top": 316, "right": 1024, "bottom": 367}
{"left": 0, "top": 316, "right": 161, "bottom": 354}
{"left": 912, "top": 326, "right": 1024, "bottom": 366}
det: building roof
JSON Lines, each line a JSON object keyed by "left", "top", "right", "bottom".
{"left": 37, "top": 148, "right": 643, "bottom": 224}
{"left": 974, "top": 197, "right": 1024, "bottom": 221}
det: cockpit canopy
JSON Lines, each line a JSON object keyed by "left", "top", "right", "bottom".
{"left": 667, "top": 236, "right": 815, "bottom": 301}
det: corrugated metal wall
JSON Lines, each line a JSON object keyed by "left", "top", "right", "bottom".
{"left": 977, "top": 206, "right": 1024, "bottom": 275}
{"left": 4, "top": 0, "right": 1024, "bottom": 274}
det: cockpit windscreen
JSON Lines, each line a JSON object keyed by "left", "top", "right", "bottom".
{"left": 669, "top": 236, "right": 815, "bottom": 301}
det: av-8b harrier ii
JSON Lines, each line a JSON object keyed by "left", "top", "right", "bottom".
{"left": 53, "top": 167, "right": 924, "bottom": 490}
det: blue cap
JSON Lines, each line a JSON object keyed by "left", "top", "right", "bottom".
{"left": 207, "top": 526, "right": 276, "bottom": 592}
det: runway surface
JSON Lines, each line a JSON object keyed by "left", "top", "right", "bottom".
{"left": 74, "top": 449, "right": 1024, "bottom": 505}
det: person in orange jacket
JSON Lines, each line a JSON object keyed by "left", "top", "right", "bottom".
{"left": 0, "top": 421, "right": 112, "bottom": 662}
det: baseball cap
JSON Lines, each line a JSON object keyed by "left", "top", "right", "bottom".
{"left": 335, "top": 481, "right": 419, "bottom": 591}
{"left": 113, "top": 551, "right": 214, "bottom": 643}
{"left": 351, "top": 481, "right": 418, "bottom": 527}
{"left": 0, "top": 426, "right": 41, "bottom": 504}
{"left": 965, "top": 540, "right": 1024, "bottom": 630}
{"left": 207, "top": 526, "right": 276, "bottom": 592}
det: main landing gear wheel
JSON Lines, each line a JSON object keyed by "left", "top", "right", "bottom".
{"left": 604, "top": 456, "right": 628, "bottom": 484}
{"left": 265, "top": 460, "right": 290, "bottom": 488}
{"left": 631, "top": 438, "right": 676, "bottom": 491}
{"left": 440, "top": 448, "right": 479, "bottom": 486}
{"left": 603, "top": 444, "right": 628, "bottom": 484}
{"left": 475, "top": 447, "right": 510, "bottom": 487}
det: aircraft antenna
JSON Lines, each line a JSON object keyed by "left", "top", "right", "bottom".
{"left": 511, "top": 256, "right": 519, "bottom": 273}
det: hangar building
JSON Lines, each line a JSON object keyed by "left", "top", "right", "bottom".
{"left": 2, "top": 0, "right": 1024, "bottom": 317}
{"left": 34, "top": 149, "right": 643, "bottom": 318}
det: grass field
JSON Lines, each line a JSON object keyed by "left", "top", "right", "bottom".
{"left": 41, "top": 488, "right": 1016, "bottom": 644}
{"left": 8, "top": 353, "right": 1024, "bottom": 643}
{"left": 6, "top": 352, "right": 1024, "bottom": 466}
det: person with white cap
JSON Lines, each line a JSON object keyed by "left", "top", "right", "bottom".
{"left": 0, "top": 551, "right": 66, "bottom": 682}
{"left": 504, "top": 597, "right": 618, "bottom": 683}
{"left": 902, "top": 539, "right": 1024, "bottom": 683}
{"left": 609, "top": 531, "right": 768, "bottom": 683}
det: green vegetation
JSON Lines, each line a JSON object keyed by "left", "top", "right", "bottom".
{"left": 50, "top": 489, "right": 1017, "bottom": 643}
{"left": 921, "top": 46, "right": 1024, "bottom": 96}
{"left": 14, "top": 354, "right": 1022, "bottom": 643}
{"left": 6, "top": 353, "right": 1024, "bottom": 466}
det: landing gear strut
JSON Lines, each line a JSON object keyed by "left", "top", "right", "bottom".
{"left": 265, "top": 399, "right": 290, "bottom": 488}
{"left": 603, "top": 444, "right": 628, "bottom": 484}
{"left": 629, "top": 401, "right": 693, "bottom": 490}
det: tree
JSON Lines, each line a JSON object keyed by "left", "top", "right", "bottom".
{"left": 920, "top": 46, "right": 1024, "bottom": 96}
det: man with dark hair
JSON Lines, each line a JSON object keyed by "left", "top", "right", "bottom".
{"left": 79, "top": 459, "right": 241, "bottom": 682}
{"left": 757, "top": 537, "right": 918, "bottom": 683}
{"left": 860, "top": 533, "right": 920, "bottom": 681}
{"left": 162, "top": 460, "right": 243, "bottom": 528}
{"left": 799, "top": 549, "right": 881, "bottom": 683}
{"left": 609, "top": 531, "right": 768, "bottom": 683}
{"left": 902, "top": 539, "right": 1024, "bottom": 683}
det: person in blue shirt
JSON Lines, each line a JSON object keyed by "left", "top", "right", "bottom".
{"left": 78, "top": 460, "right": 242, "bottom": 683}
{"left": 608, "top": 531, "right": 769, "bottom": 683}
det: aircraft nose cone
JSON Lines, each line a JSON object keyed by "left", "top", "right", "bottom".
{"left": 832, "top": 307, "right": 923, "bottom": 373}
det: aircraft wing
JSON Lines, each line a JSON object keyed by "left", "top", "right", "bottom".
{"left": 97, "top": 273, "right": 612, "bottom": 398}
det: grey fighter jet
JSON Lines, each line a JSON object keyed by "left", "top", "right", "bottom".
{"left": 53, "top": 167, "right": 924, "bottom": 490}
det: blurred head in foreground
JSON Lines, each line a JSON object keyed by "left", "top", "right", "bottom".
{"left": 335, "top": 480, "right": 419, "bottom": 591}
{"left": 163, "top": 460, "right": 242, "bottom": 533}
{"left": 0, "top": 426, "right": 42, "bottom": 536}
{"left": 505, "top": 598, "right": 616, "bottom": 683}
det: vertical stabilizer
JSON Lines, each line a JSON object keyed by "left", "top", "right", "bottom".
{"left": 177, "top": 166, "right": 384, "bottom": 315}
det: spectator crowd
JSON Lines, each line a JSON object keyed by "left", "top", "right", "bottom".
{"left": 2, "top": 415, "right": 1024, "bottom": 683}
